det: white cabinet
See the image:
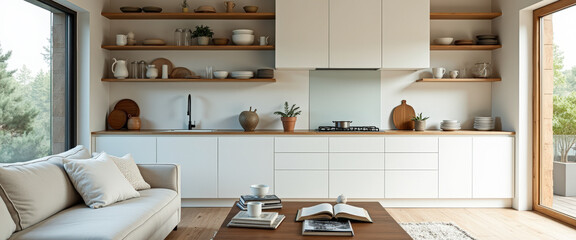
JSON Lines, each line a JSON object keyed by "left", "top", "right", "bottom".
{"left": 94, "top": 136, "right": 156, "bottom": 164}
{"left": 385, "top": 171, "right": 438, "bottom": 198}
{"left": 218, "top": 137, "right": 274, "bottom": 198}
{"left": 385, "top": 137, "right": 438, "bottom": 152}
{"left": 381, "top": 0, "right": 430, "bottom": 69}
{"left": 330, "top": 0, "right": 381, "bottom": 68}
{"left": 275, "top": 171, "right": 328, "bottom": 198}
{"left": 275, "top": 137, "right": 329, "bottom": 153}
{"left": 275, "top": 0, "right": 329, "bottom": 68}
{"left": 330, "top": 137, "right": 385, "bottom": 152}
{"left": 157, "top": 137, "right": 218, "bottom": 198}
{"left": 473, "top": 137, "right": 514, "bottom": 198}
{"left": 439, "top": 137, "right": 472, "bottom": 198}
{"left": 330, "top": 171, "right": 385, "bottom": 198}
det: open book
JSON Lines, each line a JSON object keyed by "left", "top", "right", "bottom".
{"left": 295, "top": 203, "right": 373, "bottom": 223}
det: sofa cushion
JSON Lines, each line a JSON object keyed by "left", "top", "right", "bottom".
{"left": 9, "top": 188, "right": 179, "bottom": 240}
{"left": 63, "top": 153, "right": 140, "bottom": 209}
{"left": 0, "top": 145, "right": 90, "bottom": 231}
{"left": 0, "top": 196, "right": 16, "bottom": 240}
{"left": 109, "top": 153, "right": 151, "bottom": 190}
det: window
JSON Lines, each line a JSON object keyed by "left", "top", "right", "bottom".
{"left": 0, "top": 0, "right": 76, "bottom": 163}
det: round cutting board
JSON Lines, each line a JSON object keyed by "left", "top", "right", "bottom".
{"left": 114, "top": 99, "right": 140, "bottom": 117}
{"left": 107, "top": 109, "right": 127, "bottom": 130}
{"left": 151, "top": 58, "right": 174, "bottom": 79}
{"left": 392, "top": 100, "right": 415, "bottom": 130}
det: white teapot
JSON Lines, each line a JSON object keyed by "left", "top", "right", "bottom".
{"left": 111, "top": 58, "right": 129, "bottom": 79}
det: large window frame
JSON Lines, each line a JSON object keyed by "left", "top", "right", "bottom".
{"left": 533, "top": 0, "right": 576, "bottom": 227}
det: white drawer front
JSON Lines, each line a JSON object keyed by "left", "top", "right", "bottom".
{"left": 385, "top": 153, "right": 438, "bottom": 170}
{"left": 385, "top": 171, "right": 438, "bottom": 198}
{"left": 275, "top": 153, "right": 329, "bottom": 170}
{"left": 329, "top": 137, "right": 385, "bottom": 152}
{"left": 329, "top": 171, "right": 385, "bottom": 198}
{"left": 275, "top": 170, "right": 328, "bottom": 198}
{"left": 385, "top": 137, "right": 438, "bottom": 152}
{"left": 275, "top": 137, "right": 329, "bottom": 152}
{"left": 329, "top": 153, "right": 385, "bottom": 170}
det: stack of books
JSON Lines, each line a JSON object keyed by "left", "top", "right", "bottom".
{"left": 236, "top": 194, "right": 283, "bottom": 210}
{"left": 227, "top": 211, "right": 286, "bottom": 229}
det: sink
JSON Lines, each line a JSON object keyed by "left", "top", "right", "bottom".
{"left": 168, "top": 129, "right": 215, "bottom": 132}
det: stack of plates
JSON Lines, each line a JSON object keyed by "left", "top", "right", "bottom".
{"left": 476, "top": 35, "right": 499, "bottom": 45}
{"left": 230, "top": 71, "right": 254, "bottom": 79}
{"left": 256, "top": 69, "right": 274, "bottom": 78}
{"left": 441, "top": 120, "right": 461, "bottom": 131}
{"left": 474, "top": 117, "right": 494, "bottom": 130}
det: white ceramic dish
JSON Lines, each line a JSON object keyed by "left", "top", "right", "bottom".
{"left": 213, "top": 71, "right": 228, "bottom": 79}
{"left": 434, "top": 37, "right": 454, "bottom": 45}
{"left": 232, "top": 34, "right": 254, "bottom": 45}
{"left": 442, "top": 120, "right": 459, "bottom": 123}
{"left": 232, "top": 29, "right": 254, "bottom": 35}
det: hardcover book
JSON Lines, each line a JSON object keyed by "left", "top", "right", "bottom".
{"left": 301, "top": 220, "right": 354, "bottom": 236}
{"left": 239, "top": 195, "right": 282, "bottom": 204}
{"left": 228, "top": 215, "right": 286, "bottom": 229}
{"left": 236, "top": 202, "right": 282, "bottom": 210}
{"left": 295, "top": 203, "right": 373, "bottom": 223}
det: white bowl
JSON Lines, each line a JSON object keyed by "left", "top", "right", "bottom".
{"left": 232, "top": 29, "right": 254, "bottom": 35}
{"left": 434, "top": 37, "right": 454, "bottom": 45}
{"left": 442, "top": 120, "right": 459, "bottom": 123}
{"left": 213, "top": 71, "right": 228, "bottom": 79}
{"left": 250, "top": 184, "right": 269, "bottom": 197}
{"left": 232, "top": 34, "right": 254, "bottom": 45}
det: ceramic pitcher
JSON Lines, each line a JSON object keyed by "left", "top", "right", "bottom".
{"left": 111, "top": 58, "right": 129, "bottom": 79}
{"left": 146, "top": 65, "right": 158, "bottom": 79}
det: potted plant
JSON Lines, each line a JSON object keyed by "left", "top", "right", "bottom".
{"left": 274, "top": 101, "right": 302, "bottom": 132}
{"left": 411, "top": 112, "right": 429, "bottom": 131}
{"left": 192, "top": 25, "right": 214, "bottom": 46}
{"left": 180, "top": 0, "right": 189, "bottom": 12}
{"left": 552, "top": 94, "right": 576, "bottom": 196}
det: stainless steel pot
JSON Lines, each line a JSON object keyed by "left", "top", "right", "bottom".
{"left": 333, "top": 121, "right": 352, "bottom": 129}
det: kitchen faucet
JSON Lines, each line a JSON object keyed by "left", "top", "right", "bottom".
{"left": 187, "top": 94, "right": 196, "bottom": 130}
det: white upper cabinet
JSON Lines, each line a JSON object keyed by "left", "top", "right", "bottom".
{"left": 381, "top": 0, "right": 430, "bottom": 69}
{"left": 275, "top": 0, "right": 329, "bottom": 69}
{"left": 330, "top": 0, "right": 382, "bottom": 68}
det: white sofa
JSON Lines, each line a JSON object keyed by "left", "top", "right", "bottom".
{"left": 0, "top": 146, "right": 181, "bottom": 240}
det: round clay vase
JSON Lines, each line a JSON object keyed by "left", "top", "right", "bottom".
{"left": 239, "top": 107, "right": 259, "bottom": 131}
{"left": 414, "top": 120, "right": 426, "bottom": 131}
{"left": 281, "top": 117, "right": 297, "bottom": 132}
{"left": 127, "top": 115, "right": 141, "bottom": 130}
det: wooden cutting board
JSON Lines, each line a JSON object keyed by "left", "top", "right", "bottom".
{"left": 151, "top": 58, "right": 174, "bottom": 79}
{"left": 114, "top": 99, "right": 140, "bottom": 117}
{"left": 107, "top": 109, "right": 127, "bottom": 130}
{"left": 392, "top": 100, "right": 415, "bottom": 130}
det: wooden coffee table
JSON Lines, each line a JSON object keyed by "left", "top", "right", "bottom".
{"left": 213, "top": 201, "right": 412, "bottom": 239}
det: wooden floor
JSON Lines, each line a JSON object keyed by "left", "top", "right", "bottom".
{"left": 553, "top": 195, "right": 576, "bottom": 217}
{"left": 165, "top": 206, "right": 576, "bottom": 240}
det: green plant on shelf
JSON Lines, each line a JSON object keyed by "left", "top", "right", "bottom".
{"left": 411, "top": 112, "right": 430, "bottom": 121}
{"left": 191, "top": 25, "right": 214, "bottom": 38}
{"left": 273, "top": 101, "right": 302, "bottom": 118}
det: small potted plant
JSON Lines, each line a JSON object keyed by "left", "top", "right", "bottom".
{"left": 180, "top": 0, "right": 189, "bottom": 12}
{"left": 411, "top": 112, "right": 429, "bottom": 131}
{"left": 192, "top": 25, "right": 214, "bottom": 46}
{"left": 274, "top": 101, "right": 302, "bottom": 132}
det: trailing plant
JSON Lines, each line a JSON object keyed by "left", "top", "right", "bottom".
{"left": 191, "top": 25, "right": 214, "bottom": 38}
{"left": 274, "top": 101, "right": 301, "bottom": 118}
{"left": 411, "top": 112, "right": 430, "bottom": 121}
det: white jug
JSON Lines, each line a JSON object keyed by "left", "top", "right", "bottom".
{"left": 146, "top": 65, "right": 158, "bottom": 79}
{"left": 112, "top": 58, "right": 129, "bottom": 79}
{"left": 259, "top": 36, "right": 269, "bottom": 46}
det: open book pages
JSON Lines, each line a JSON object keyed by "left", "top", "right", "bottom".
{"left": 232, "top": 211, "right": 279, "bottom": 224}
{"left": 228, "top": 215, "right": 286, "bottom": 229}
{"left": 296, "top": 203, "right": 373, "bottom": 223}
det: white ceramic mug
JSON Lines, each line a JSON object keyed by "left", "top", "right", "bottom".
{"left": 116, "top": 34, "right": 127, "bottom": 46}
{"left": 432, "top": 67, "right": 446, "bottom": 79}
{"left": 259, "top": 36, "right": 269, "bottom": 46}
{"left": 247, "top": 202, "right": 262, "bottom": 217}
{"left": 449, "top": 70, "right": 459, "bottom": 79}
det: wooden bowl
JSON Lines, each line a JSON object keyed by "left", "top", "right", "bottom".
{"left": 212, "top": 38, "right": 229, "bottom": 45}
{"left": 243, "top": 6, "right": 258, "bottom": 13}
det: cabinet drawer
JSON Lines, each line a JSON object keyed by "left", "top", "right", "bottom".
{"left": 275, "top": 170, "right": 328, "bottom": 198}
{"left": 385, "top": 171, "right": 438, "bottom": 198}
{"left": 275, "top": 153, "right": 328, "bottom": 170}
{"left": 385, "top": 153, "right": 438, "bottom": 170}
{"left": 329, "top": 171, "right": 384, "bottom": 198}
{"left": 275, "top": 137, "right": 329, "bottom": 152}
{"left": 329, "top": 137, "right": 385, "bottom": 152}
{"left": 329, "top": 153, "right": 384, "bottom": 170}
{"left": 385, "top": 137, "right": 438, "bottom": 152}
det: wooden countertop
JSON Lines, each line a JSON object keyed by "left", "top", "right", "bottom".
{"left": 92, "top": 129, "right": 515, "bottom": 136}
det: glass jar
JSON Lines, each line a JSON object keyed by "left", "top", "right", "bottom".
{"left": 130, "top": 61, "right": 138, "bottom": 79}
{"left": 472, "top": 63, "right": 492, "bottom": 78}
{"left": 174, "top": 28, "right": 184, "bottom": 46}
{"left": 138, "top": 60, "right": 147, "bottom": 79}
{"left": 184, "top": 29, "right": 192, "bottom": 46}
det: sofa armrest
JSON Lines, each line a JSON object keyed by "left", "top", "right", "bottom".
{"left": 137, "top": 164, "right": 180, "bottom": 194}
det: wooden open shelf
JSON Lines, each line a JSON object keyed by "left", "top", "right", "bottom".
{"left": 102, "top": 45, "right": 274, "bottom": 50}
{"left": 431, "top": 45, "right": 502, "bottom": 50}
{"left": 102, "top": 78, "right": 276, "bottom": 83}
{"left": 430, "top": 12, "right": 502, "bottom": 20}
{"left": 417, "top": 78, "right": 501, "bottom": 82}
{"left": 102, "top": 12, "right": 275, "bottom": 20}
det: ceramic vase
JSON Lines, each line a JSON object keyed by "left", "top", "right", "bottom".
{"left": 239, "top": 107, "right": 258, "bottom": 131}
{"left": 281, "top": 117, "right": 297, "bottom": 132}
{"left": 414, "top": 120, "right": 426, "bottom": 131}
{"left": 127, "top": 115, "right": 141, "bottom": 130}
{"left": 197, "top": 36, "right": 210, "bottom": 46}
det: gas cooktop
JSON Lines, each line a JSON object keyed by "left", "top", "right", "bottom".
{"left": 317, "top": 126, "right": 380, "bottom": 132}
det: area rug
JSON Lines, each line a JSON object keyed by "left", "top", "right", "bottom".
{"left": 400, "top": 222, "right": 477, "bottom": 240}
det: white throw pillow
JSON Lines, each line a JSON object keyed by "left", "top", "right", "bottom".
{"left": 108, "top": 153, "right": 151, "bottom": 190}
{"left": 63, "top": 154, "right": 140, "bottom": 209}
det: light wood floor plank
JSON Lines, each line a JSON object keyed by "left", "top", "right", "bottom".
{"left": 165, "top": 207, "right": 576, "bottom": 240}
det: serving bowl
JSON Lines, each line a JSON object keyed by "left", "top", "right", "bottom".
{"left": 232, "top": 34, "right": 254, "bottom": 45}
{"left": 213, "top": 71, "right": 228, "bottom": 79}
{"left": 243, "top": 6, "right": 259, "bottom": 13}
{"left": 232, "top": 29, "right": 254, "bottom": 35}
{"left": 212, "top": 38, "right": 229, "bottom": 45}
{"left": 142, "top": 6, "right": 162, "bottom": 13}
{"left": 230, "top": 71, "right": 254, "bottom": 79}
{"left": 434, "top": 37, "right": 454, "bottom": 45}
